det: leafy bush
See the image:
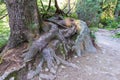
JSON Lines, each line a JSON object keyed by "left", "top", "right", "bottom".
{"left": 69, "top": 13, "right": 78, "bottom": 19}
{"left": 0, "top": 28, "right": 9, "bottom": 48}
{"left": 104, "top": 19, "right": 120, "bottom": 30}
{"left": 76, "top": 0, "right": 102, "bottom": 26}
{"left": 0, "top": 20, "right": 10, "bottom": 48}
{"left": 100, "top": 0, "right": 118, "bottom": 24}
{"left": 0, "top": 3, "right": 9, "bottom": 48}
{"left": 113, "top": 32, "right": 120, "bottom": 38}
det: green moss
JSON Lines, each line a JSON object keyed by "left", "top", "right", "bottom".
{"left": 4, "top": 71, "right": 18, "bottom": 80}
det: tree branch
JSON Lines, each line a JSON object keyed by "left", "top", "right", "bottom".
{"left": 47, "top": 0, "right": 51, "bottom": 11}
{"left": 40, "top": 0, "right": 45, "bottom": 11}
{"left": 0, "top": 14, "right": 8, "bottom": 20}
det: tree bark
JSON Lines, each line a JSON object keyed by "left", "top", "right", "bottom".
{"left": 5, "top": 0, "right": 40, "bottom": 49}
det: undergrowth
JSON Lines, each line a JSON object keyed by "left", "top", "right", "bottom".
{"left": 0, "top": 20, "right": 9, "bottom": 48}
{"left": 113, "top": 32, "right": 120, "bottom": 38}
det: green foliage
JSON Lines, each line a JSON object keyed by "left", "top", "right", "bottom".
{"left": 0, "top": 4, "right": 6, "bottom": 16}
{"left": 76, "top": 0, "right": 102, "bottom": 26}
{"left": 100, "top": 0, "right": 119, "bottom": 29}
{"left": 100, "top": 0, "right": 118, "bottom": 24}
{"left": 90, "top": 27, "right": 99, "bottom": 32}
{"left": 76, "top": 0, "right": 119, "bottom": 30}
{"left": 68, "top": 13, "right": 78, "bottom": 19}
{"left": 104, "top": 19, "right": 120, "bottom": 30}
{"left": 37, "top": 0, "right": 56, "bottom": 19}
{"left": 0, "top": 4, "right": 9, "bottom": 48}
{"left": 90, "top": 31, "right": 96, "bottom": 39}
{"left": 0, "top": 20, "right": 9, "bottom": 48}
{"left": 0, "top": 0, "right": 4, "bottom": 4}
{"left": 116, "top": 1, "right": 120, "bottom": 11}
{"left": 113, "top": 32, "right": 120, "bottom": 38}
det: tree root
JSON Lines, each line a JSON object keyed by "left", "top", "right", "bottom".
{"left": 23, "top": 25, "right": 59, "bottom": 62}
{"left": 0, "top": 16, "right": 97, "bottom": 80}
{"left": 27, "top": 40, "right": 78, "bottom": 79}
{"left": 22, "top": 18, "right": 96, "bottom": 80}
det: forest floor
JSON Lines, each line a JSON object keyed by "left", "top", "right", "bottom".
{"left": 56, "top": 29, "right": 120, "bottom": 80}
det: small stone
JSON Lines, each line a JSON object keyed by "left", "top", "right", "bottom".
{"left": 58, "top": 68, "right": 62, "bottom": 72}
{"left": 64, "top": 74, "right": 69, "bottom": 78}
{"left": 88, "top": 73, "right": 91, "bottom": 75}
{"left": 50, "top": 68, "right": 56, "bottom": 74}
{"left": 99, "top": 60, "right": 102, "bottom": 63}
{"left": 45, "top": 68, "right": 49, "bottom": 72}
{"left": 54, "top": 65, "right": 58, "bottom": 69}
{"left": 27, "top": 70, "right": 36, "bottom": 79}
{"left": 86, "top": 57, "right": 90, "bottom": 60}
{"left": 76, "top": 60, "right": 80, "bottom": 63}
{"left": 38, "top": 76, "right": 42, "bottom": 80}
{"left": 9, "top": 77, "right": 15, "bottom": 80}
{"left": 95, "top": 56, "right": 98, "bottom": 58}
{"left": 40, "top": 74, "right": 56, "bottom": 80}
{"left": 74, "top": 55, "right": 78, "bottom": 58}
{"left": 109, "top": 67, "right": 112, "bottom": 70}
{"left": 61, "top": 65, "right": 66, "bottom": 69}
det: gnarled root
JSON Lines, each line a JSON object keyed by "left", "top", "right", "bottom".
{"left": 27, "top": 40, "right": 78, "bottom": 79}
{"left": 22, "top": 19, "right": 96, "bottom": 80}
{"left": 23, "top": 24, "right": 59, "bottom": 62}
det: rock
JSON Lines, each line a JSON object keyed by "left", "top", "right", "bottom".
{"left": 76, "top": 60, "right": 80, "bottom": 63}
{"left": 58, "top": 68, "right": 62, "bottom": 72}
{"left": 27, "top": 70, "right": 36, "bottom": 79}
{"left": 9, "top": 77, "right": 15, "bottom": 80}
{"left": 98, "top": 60, "right": 102, "bottom": 63}
{"left": 61, "top": 65, "right": 66, "bottom": 69}
{"left": 63, "top": 74, "right": 69, "bottom": 78}
{"left": 38, "top": 77, "right": 42, "bottom": 80}
{"left": 74, "top": 55, "right": 78, "bottom": 58}
{"left": 39, "top": 73, "right": 56, "bottom": 80}
{"left": 86, "top": 57, "right": 90, "bottom": 61}
{"left": 45, "top": 68, "right": 49, "bottom": 72}
{"left": 50, "top": 68, "right": 56, "bottom": 74}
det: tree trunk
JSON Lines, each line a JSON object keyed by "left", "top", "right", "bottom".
{"left": 5, "top": 0, "right": 40, "bottom": 49}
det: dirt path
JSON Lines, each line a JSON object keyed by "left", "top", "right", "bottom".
{"left": 56, "top": 29, "right": 120, "bottom": 80}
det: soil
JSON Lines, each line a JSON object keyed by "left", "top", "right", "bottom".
{"left": 56, "top": 29, "right": 120, "bottom": 80}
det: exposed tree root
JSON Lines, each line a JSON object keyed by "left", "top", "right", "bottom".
{"left": 23, "top": 19, "right": 96, "bottom": 80}
{"left": 21, "top": 18, "right": 97, "bottom": 80}
{"left": 27, "top": 39, "right": 78, "bottom": 79}
{"left": 0, "top": 17, "right": 97, "bottom": 80}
